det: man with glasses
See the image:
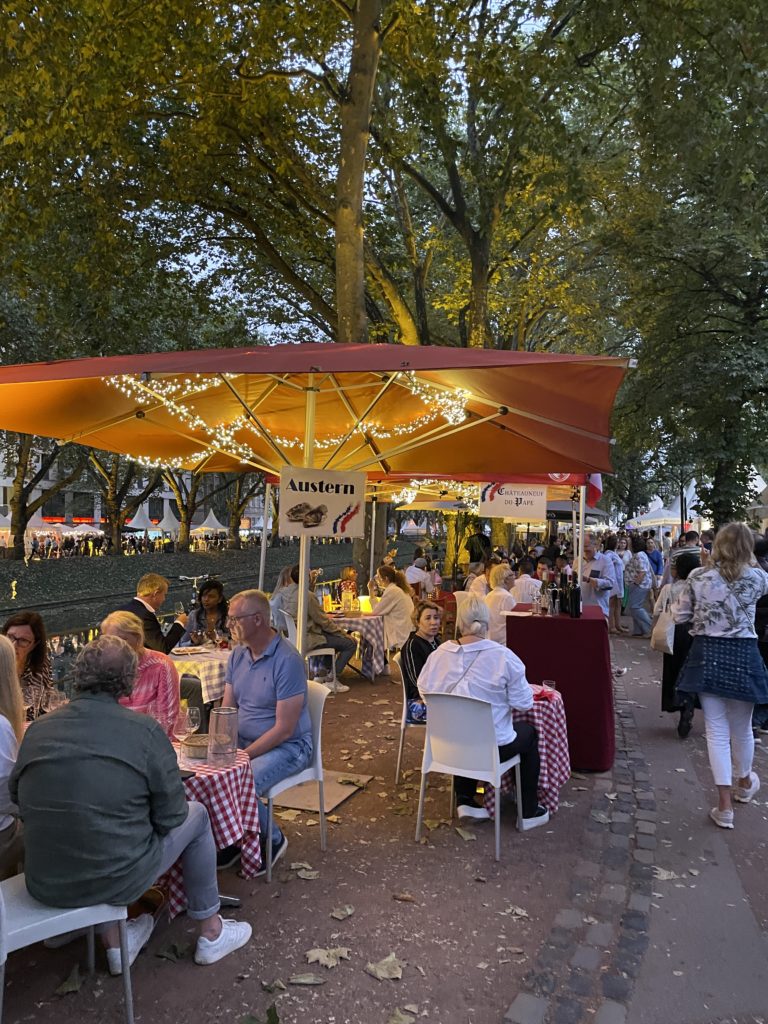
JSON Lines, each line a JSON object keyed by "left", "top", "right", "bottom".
{"left": 221, "top": 590, "right": 312, "bottom": 870}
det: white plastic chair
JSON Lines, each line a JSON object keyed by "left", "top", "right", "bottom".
{"left": 392, "top": 652, "right": 425, "bottom": 784}
{"left": 414, "top": 693, "right": 523, "bottom": 861}
{"left": 280, "top": 611, "right": 338, "bottom": 688}
{"left": 263, "top": 680, "right": 329, "bottom": 882}
{"left": 452, "top": 591, "right": 472, "bottom": 638}
{"left": 0, "top": 873, "right": 134, "bottom": 1023}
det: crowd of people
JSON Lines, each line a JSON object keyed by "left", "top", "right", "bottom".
{"left": 0, "top": 517, "right": 764, "bottom": 991}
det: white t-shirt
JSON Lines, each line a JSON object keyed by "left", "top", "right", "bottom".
{"left": 405, "top": 565, "right": 430, "bottom": 587}
{"left": 0, "top": 716, "right": 19, "bottom": 831}
{"left": 511, "top": 575, "right": 542, "bottom": 603}
{"left": 484, "top": 587, "right": 517, "bottom": 644}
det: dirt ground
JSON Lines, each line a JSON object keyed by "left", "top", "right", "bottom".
{"left": 2, "top": 669, "right": 600, "bottom": 1024}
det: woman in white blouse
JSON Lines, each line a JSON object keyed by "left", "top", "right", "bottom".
{"left": 368, "top": 565, "right": 415, "bottom": 650}
{"left": 417, "top": 596, "right": 548, "bottom": 829}
{"left": 675, "top": 523, "right": 768, "bottom": 829}
{"left": 0, "top": 635, "right": 24, "bottom": 878}
{"left": 626, "top": 535, "right": 654, "bottom": 636}
{"left": 484, "top": 564, "right": 517, "bottom": 643}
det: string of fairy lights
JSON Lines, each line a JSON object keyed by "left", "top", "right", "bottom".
{"left": 105, "top": 372, "right": 471, "bottom": 469}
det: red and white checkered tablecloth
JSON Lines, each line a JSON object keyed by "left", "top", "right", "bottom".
{"left": 333, "top": 615, "right": 387, "bottom": 680}
{"left": 169, "top": 650, "right": 230, "bottom": 703}
{"left": 159, "top": 750, "right": 262, "bottom": 918}
{"left": 483, "top": 686, "right": 570, "bottom": 816}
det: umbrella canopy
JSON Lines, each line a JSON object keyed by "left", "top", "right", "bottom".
{"left": 191, "top": 508, "right": 227, "bottom": 534}
{"left": 0, "top": 344, "right": 628, "bottom": 478}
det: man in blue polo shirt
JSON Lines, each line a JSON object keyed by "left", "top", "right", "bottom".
{"left": 222, "top": 589, "right": 312, "bottom": 869}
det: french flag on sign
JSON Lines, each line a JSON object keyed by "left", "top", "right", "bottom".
{"left": 587, "top": 474, "right": 603, "bottom": 507}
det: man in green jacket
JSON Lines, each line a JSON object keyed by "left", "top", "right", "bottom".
{"left": 10, "top": 634, "right": 251, "bottom": 974}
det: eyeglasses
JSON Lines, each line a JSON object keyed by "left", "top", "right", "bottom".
{"left": 226, "top": 612, "right": 259, "bottom": 625}
{"left": 6, "top": 634, "right": 33, "bottom": 648}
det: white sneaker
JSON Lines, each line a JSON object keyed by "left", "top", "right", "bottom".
{"left": 457, "top": 803, "right": 490, "bottom": 821}
{"left": 520, "top": 806, "right": 550, "bottom": 831}
{"left": 106, "top": 914, "right": 155, "bottom": 976}
{"left": 709, "top": 807, "right": 734, "bottom": 829}
{"left": 733, "top": 772, "right": 760, "bottom": 804}
{"left": 325, "top": 681, "right": 350, "bottom": 694}
{"left": 194, "top": 917, "right": 252, "bottom": 965}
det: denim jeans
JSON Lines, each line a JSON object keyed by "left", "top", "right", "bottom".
{"left": 627, "top": 584, "right": 652, "bottom": 635}
{"left": 249, "top": 736, "right": 314, "bottom": 845}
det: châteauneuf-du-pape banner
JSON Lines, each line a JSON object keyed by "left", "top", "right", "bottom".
{"left": 478, "top": 482, "right": 548, "bottom": 522}
{"left": 278, "top": 468, "right": 366, "bottom": 538}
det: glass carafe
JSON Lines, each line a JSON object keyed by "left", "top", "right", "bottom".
{"left": 207, "top": 707, "right": 238, "bottom": 768}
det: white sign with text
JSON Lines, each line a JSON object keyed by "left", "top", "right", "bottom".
{"left": 478, "top": 483, "right": 547, "bottom": 522}
{"left": 279, "top": 468, "right": 366, "bottom": 538}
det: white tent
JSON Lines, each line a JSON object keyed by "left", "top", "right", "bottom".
{"left": 625, "top": 507, "right": 677, "bottom": 530}
{"left": 157, "top": 506, "right": 181, "bottom": 534}
{"left": 70, "top": 522, "right": 104, "bottom": 536}
{"left": 125, "top": 504, "right": 156, "bottom": 532}
{"left": 191, "top": 508, "right": 227, "bottom": 534}
{"left": 26, "top": 512, "right": 64, "bottom": 533}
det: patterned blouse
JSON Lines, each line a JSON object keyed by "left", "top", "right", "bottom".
{"left": 674, "top": 565, "right": 768, "bottom": 639}
{"left": 626, "top": 551, "right": 654, "bottom": 589}
{"left": 21, "top": 662, "right": 54, "bottom": 721}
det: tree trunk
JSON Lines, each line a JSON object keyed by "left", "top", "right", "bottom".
{"left": 467, "top": 233, "right": 493, "bottom": 348}
{"left": 336, "top": 0, "right": 382, "bottom": 344}
{"left": 490, "top": 518, "right": 508, "bottom": 552}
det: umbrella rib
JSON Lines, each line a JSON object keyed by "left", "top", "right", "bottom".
{"left": 322, "top": 374, "right": 394, "bottom": 473}
{"left": 142, "top": 415, "right": 279, "bottom": 475}
{"left": 341, "top": 409, "right": 505, "bottom": 471}
{"left": 218, "top": 375, "right": 291, "bottom": 466}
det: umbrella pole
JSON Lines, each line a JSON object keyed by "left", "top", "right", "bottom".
{"left": 296, "top": 378, "right": 316, "bottom": 655}
{"left": 575, "top": 485, "right": 586, "bottom": 580}
{"left": 258, "top": 481, "right": 271, "bottom": 591}
{"left": 369, "top": 494, "right": 377, "bottom": 582}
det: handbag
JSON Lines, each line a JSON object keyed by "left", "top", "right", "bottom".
{"left": 650, "top": 591, "right": 675, "bottom": 655}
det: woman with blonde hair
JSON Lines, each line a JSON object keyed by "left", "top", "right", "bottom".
{"left": 675, "top": 522, "right": 768, "bottom": 828}
{"left": 100, "top": 611, "right": 180, "bottom": 738}
{"left": 368, "top": 565, "right": 415, "bottom": 651}
{"left": 0, "top": 634, "right": 24, "bottom": 877}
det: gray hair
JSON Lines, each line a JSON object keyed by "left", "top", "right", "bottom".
{"left": 230, "top": 589, "right": 270, "bottom": 617}
{"left": 456, "top": 595, "right": 489, "bottom": 638}
{"left": 73, "top": 635, "right": 138, "bottom": 699}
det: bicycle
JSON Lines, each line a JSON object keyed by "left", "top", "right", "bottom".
{"left": 177, "top": 573, "right": 221, "bottom": 613}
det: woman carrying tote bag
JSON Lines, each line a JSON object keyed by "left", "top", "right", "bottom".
{"left": 674, "top": 523, "right": 768, "bottom": 829}
{"left": 652, "top": 552, "right": 701, "bottom": 738}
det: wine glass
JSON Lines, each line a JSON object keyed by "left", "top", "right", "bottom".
{"left": 172, "top": 708, "right": 191, "bottom": 744}
{"left": 186, "top": 707, "right": 201, "bottom": 735}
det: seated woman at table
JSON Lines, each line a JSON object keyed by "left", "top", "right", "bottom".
{"left": 182, "top": 579, "right": 230, "bottom": 644}
{"left": 101, "top": 611, "right": 180, "bottom": 738}
{"left": 1, "top": 611, "right": 54, "bottom": 721}
{"left": 399, "top": 600, "right": 443, "bottom": 722}
{"left": 269, "top": 566, "right": 296, "bottom": 627}
{"left": 484, "top": 564, "right": 517, "bottom": 643}
{"left": 368, "top": 565, "right": 415, "bottom": 651}
{"left": 0, "top": 635, "right": 24, "bottom": 879}
{"left": 417, "top": 595, "right": 549, "bottom": 829}
{"left": 339, "top": 566, "right": 359, "bottom": 598}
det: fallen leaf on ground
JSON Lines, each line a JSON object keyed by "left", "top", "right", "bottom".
{"left": 55, "top": 964, "right": 83, "bottom": 996}
{"left": 288, "top": 973, "right": 326, "bottom": 986}
{"left": 474, "top": 875, "right": 487, "bottom": 883}
{"left": 590, "top": 811, "right": 610, "bottom": 824}
{"left": 688, "top": 868, "right": 700, "bottom": 876}
{"left": 305, "top": 947, "right": 350, "bottom": 969}
{"left": 337, "top": 777, "right": 362, "bottom": 786}
{"left": 327, "top": 814, "right": 341, "bottom": 823}
{"left": 365, "top": 952, "right": 405, "bottom": 981}
{"left": 297, "top": 869, "right": 319, "bottom": 879}
{"left": 508, "top": 947, "right": 524, "bottom": 954}
{"left": 348, "top": 698, "right": 364, "bottom": 704}
{"left": 455, "top": 827, "right": 476, "bottom": 841}
{"left": 392, "top": 892, "right": 416, "bottom": 903}
{"left": 373, "top": 699, "right": 390, "bottom": 705}
{"left": 653, "top": 867, "right": 680, "bottom": 881}
{"left": 423, "top": 819, "right": 441, "bottom": 830}
{"left": 289, "top": 861, "right": 313, "bottom": 871}
{"left": 330, "top": 904, "right": 355, "bottom": 921}
{"left": 476, "top": 961, "right": 489, "bottom": 969}
{"left": 260, "top": 980, "right": 287, "bottom": 994}
{"left": 305, "top": 819, "right": 319, "bottom": 827}
{"left": 387, "top": 1010, "right": 416, "bottom": 1024}
{"left": 403, "top": 1005, "right": 420, "bottom": 1015}
{"left": 275, "top": 809, "right": 301, "bottom": 821}
{"left": 242, "top": 1007, "right": 280, "bottom": 1024}
{"left": 155, "top": 941, "right": 192, "bottom": 963}
{"left": 364, "top": 721, "right": 375, "bottom": 727}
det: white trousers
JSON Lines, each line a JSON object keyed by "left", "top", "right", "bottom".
{"left": 699, "top": 694, "right": 754, "bottom": 786}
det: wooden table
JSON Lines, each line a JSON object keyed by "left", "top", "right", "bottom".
{"left": 505, "top": 606, "right": 614, "bottom": 772}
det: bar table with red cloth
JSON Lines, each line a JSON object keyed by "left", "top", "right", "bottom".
{"left": 332, "top": 614, "right": 386, "bottom": 679}
{"left": 505, "top": 606, "right": 614, "bottom": 771}
{"left": 482, "top": 685, "right": 570, "bottom": 816}
{"left": 159, "top": 750, "right": 262, "bottom": 918}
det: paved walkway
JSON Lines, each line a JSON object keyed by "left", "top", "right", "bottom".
{"left": 504, "top": 634, "right": 768, "bottom": 1024}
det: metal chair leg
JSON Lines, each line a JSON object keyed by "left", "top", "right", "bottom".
{"left": 318, "top": 780, "right": 327, "bottom": 852}
{"left": 86, "top": 925, "right": 95, "bottom": 974}
{"left": 494, "top": 785, "right": 501, "bottom": 862}
{"left": 266, "top": 799, "right": 274, "bottom": 882}
{"left": 118, "top": 919, "right": 135, "bottom": 1024}
{"left": 0, "top": 961, "right": 6, "bottom": 1023}
{"left": 415, "top": 772, "right": 428, "bottom": 842}
{"left": 394, "top": 727, "right": 406, "bottom": 783}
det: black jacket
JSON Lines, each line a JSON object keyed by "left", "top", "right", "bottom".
{"left": 118, "top": 598, "right": 185, "bottom": 654}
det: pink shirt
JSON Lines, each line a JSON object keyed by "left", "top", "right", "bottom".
{"left": 119, "top": 649, "right": 180, "bottom": 738}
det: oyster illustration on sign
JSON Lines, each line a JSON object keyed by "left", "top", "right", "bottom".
{"left": 286, "top": 502, "right": 313, "bottom": 522}
{"left": 302, "top": 505, "right": 328, "bottom": 527}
